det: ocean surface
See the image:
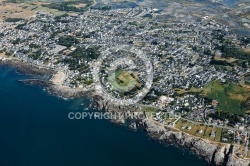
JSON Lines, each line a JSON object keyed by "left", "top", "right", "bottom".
{"left": 0, "top": 66, "right": 208, "bottom": 166}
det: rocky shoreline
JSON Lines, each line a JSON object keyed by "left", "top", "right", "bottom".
{"left": 19, "top": 77, "right": 94, "bottom": 99}
{"left": 0, "top": 59, "right": 94, "bottom": 99}
{"left": 143, "top": 119, "right": 250, "bottom": 166}
{"left": 93, "top": 98, "right": 250, "bottom": 166}
{"left": 0, "top": 59, "right": 54, "bottom": 76}
{"left": 2, "top": 59, "right": 250, "bottom": 166}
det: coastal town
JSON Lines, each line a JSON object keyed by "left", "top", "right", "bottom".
{"left": 1, "top": 0, "right": 250, "bottom": 164}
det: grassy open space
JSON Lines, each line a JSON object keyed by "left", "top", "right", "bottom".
{"left": 175, "top": 120, "right": 183, "bottom": 129}
{"left": 175, "top": 86, "right": 202, "bottom": 94}
{"left": 176, "top": 120, "right": 189, "bottom": 131}
{"left": 176, "top": 81, "right": 249, "bottom": 114}
{"left": 215, "top": 128, "right": 222, "bottom": 142}
{"left": 108, "top": 69, "right": 141, "bottom": 92}
{"left": 175, "top": 80, "right": 250, "bottom": 114}
{"left": 175, "top": 121, "right": 222, "bottom": 142}
{"left": 169, "top": 119, "right": 224, "bottom": 143}
{"left": 116, "top": 70, "right": 141, "bottom": 87}
{"left": 204, "top": 126, "right": 213, "bottom": 139}
{"left": 145, "top": 106, "right": 158, "bottom": 113}
{"left": 0, "top": 0, "right": 36, "bottom": 21}
{"left": 196, "top": 125, "right": 206, "bottom": 137}
{"left": 184, "top": 122, "right": 193, "bottom": 133}
{"left": 247, "top": 150, "right": 250, "bottom": 158}
{"left": 214, "top": 53, "right": 237, "bottom": 63}
{"left": 189, "top": 124, "right": 199, "bottom": 135}
{"left": 166, "top": 118, "right": 176, "bottom": 125}
{"left": 202, "top": 81, "right": 250, "bottom": 114}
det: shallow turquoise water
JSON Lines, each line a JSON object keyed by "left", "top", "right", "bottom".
{"left": 0, "top": 66, "right": 208, "bottom": 166}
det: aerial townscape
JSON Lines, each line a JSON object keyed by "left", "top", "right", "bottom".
{"left": 1, "top": 0, "right": 250, "bottom": 165}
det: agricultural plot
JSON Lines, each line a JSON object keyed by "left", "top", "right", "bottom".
{"left": 195, "top": 125, "right": 207, "bottom": 137}
{"left": 188, "top": 124, "right": 199, "bottom": 135}
{"left": 201, "top": 81, "right": 250, "bottom": 114}
{"left": 215, "top": 128, "right": 223, "bottom": 142}
{"left": 176, "top": 120, "right": 189, "bottom": 131}
{"left": 184, "top": 122, "right": 193, "bottom": 133}
{"left": 204, "top": 126, "right": 213, "bottom": 139}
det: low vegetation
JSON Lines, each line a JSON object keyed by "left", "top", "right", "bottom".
{"left": 202, "top": 81, "right": 250, "bottom": 114}
{"left": 4, "top": 17, "right": 24, "bottom": 22}
{"left": 58, "top": 36, "right": 79, "bottom": 48}
{"left": 41, "top": 1, "right": 93, "bottom": 12}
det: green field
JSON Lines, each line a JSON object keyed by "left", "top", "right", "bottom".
{"left": 108, "top": 70, "right": 141, "bottom": 92}
{"left": 215, "top": 128, "right": 222, "bottom": 142}
{"left": 195, "top": 125, "right": 206, "bottom": 137}
{"left": 204, "top": 126, "right": 212, "bottom": 138}
{"left": 200, "top": 81, "right": 250, "bottom": 114}
{"left": 145, "top": 106, "right": 158, "bottom": 112}
{"left": 189, "top": 124, "right": 199, "bottom": 135}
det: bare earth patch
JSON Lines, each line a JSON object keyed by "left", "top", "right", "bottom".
{"left": 51, "top": 70, "right": 66, "bottom": 85}
{"left": 244, "top": 48, "right": 250, "bottom": 53}
{"left": 0, "top": 0, "right": 36, "bottom": 21}
{"left": 214, "top": 50, "right": 236, "bottom": 63}
{"left": 229, "top": 93, "right": 249, "bottom": 102}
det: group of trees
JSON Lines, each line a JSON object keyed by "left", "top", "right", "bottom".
{"left": 11, "top": 38, "right": 22, "bottom": 44}
{"left": 5, "top": 51, "right": 13, "bottom": 57}
{"left": 63, "top": 46, "right": 100, "bottom": 70}
{"left": 219, "top": 45, "right": 250, "bottom": 62}
{"left": 207, "top": 111, "right": 244, "bottom": 126}
{"left": 41, "top": 1, "right": 93, "bottom": 12}
{"left": 69, "top": 46, "right": 100, "bottom": 61}
{"left": 29, "top": 44, "right": 40, "bottom": 49}
{"left": 93, "top": 6, "right": 112, "bottom": 11}
{"left": 28, "top": 49, "right": 41, "bottom": 60}
{"left": 58, "top": 36, "right": 79, "bottom": 48}
{"left": 239, "top": 37, "right": 250, "bottom": 45}
{"left": 54, "top": 14, "right": 69, "bottom": 20}
{"left": 15, "top": 22, "right": 27, "bottom": 30}
{"left": 4, "top": 18, "right": 24, "bottom": 22}
{"left": 212, "top": 30, "right": 250, "bottom": 63}
{"left": 5, "top": 0, "right": 26, "bottom": 3}
{"left": 241, "top": 97, "right": 250, "bottom": 111}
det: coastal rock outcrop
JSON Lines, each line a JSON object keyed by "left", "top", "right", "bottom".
{"left": 0, "top": 59, "right": 53, "bottom": 76}
{"left": 141, "top": 118, "right": 250, "bottom": 166}
{"left": 143, "top": 119, "right": 217, "bottom": 163}
{"left": 129, "top": 122, "right": 137, "bottom": 130}
{"left": 18, "top": 79, "right": 53, "bottom": 87}
{"left": 226, "top": 146, "right": 250, "bottom": 166}
{"left": 45, "top": 85, "right": 91, "bottom": 99}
